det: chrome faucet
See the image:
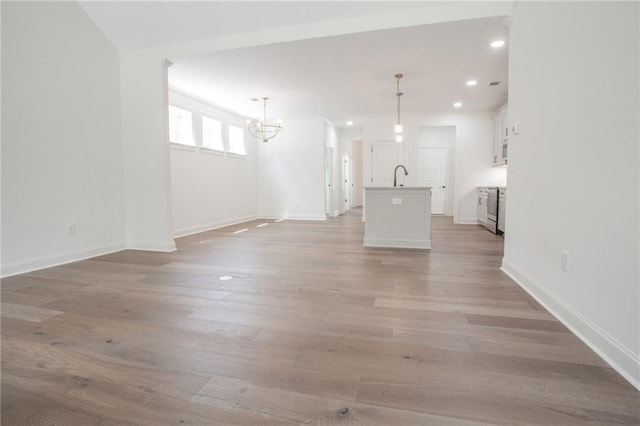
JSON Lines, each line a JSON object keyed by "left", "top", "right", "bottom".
{"left": 394, "top": 165, "right": 408, "bottom": 187}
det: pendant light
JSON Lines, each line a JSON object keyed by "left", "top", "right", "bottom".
{"left": 247, "top": 97, "right": 283, "bottom": 143}
{"left": 394, "top": 73, "right": 404, "bottom": 143}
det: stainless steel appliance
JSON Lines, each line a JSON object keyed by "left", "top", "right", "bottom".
{"left": 485, "top": 187, "right": 498, "bottom": 233}
{"left": 497, "top": 187, "right": 506, "bottom": 234}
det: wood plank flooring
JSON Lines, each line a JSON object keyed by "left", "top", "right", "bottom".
{"left": 2, "top": 210, "right": 638, "bottom": 425}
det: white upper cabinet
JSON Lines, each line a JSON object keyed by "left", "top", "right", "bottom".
{"left": 492, "top": 103, "right": 508, "bottom": 166}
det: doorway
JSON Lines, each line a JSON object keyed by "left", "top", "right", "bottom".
{"left": 416, "top": 126, "right": 455, "bottom": 216}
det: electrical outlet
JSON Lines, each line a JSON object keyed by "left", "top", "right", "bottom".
{"left": 66, "top": 223, "right": 76, "bottom": 236}
{"left": 561, "top": 251, "right": 569, "bottom": 272}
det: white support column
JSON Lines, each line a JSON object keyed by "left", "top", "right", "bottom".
{"left": 121, "top": 52, "right": 176, "bottom": 251}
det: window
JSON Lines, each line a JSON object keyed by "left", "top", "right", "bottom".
{"left": 228, "top": 124, "right": 246, "bottom": 155}
{"left": 169, "top": 105, "right": 194, "bottom": 146}
{"left": 202, "top": 116, "right": 223, "bottom": 151}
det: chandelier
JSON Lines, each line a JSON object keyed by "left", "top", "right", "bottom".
{"left": 394, "top": 73, "right": 403, "bottom": 143}
{"left": 247, "top": 97, "right": 282, "bottom": 143}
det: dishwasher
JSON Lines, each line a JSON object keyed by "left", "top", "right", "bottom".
{"left": 497, "top": 187, "right": 506, "bottom": 235}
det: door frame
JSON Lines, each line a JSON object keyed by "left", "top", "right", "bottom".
{"left": 325, "top": 146, "right": 334, "bottom": 217}
{"left": 343, "top": 154, "right": 353, "bottom": 212}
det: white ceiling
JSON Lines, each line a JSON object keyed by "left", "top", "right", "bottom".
{"left": 79, "top": 1, "right": 510, "bottom": 128}
{"left": 79, "top": 1, "right": 437, "bottom": 52}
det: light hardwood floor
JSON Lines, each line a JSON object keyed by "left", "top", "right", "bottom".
{"left": 2, "top": 210, "right": 638, "bottom": 425}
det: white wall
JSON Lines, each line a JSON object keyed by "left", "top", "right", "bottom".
{"left": 257, "top": 118, "right": 326, "bottom": 220}
{"left": 504, "top": 1, "right": 639, "bottom": 389}
{"left": 362, "top": 112, "right": 506, "bottom": 224}
{"left": 1, "top": 1, "right": 125, "bottom": 276}
{"left": 168, "top": 89, "right": 258, "bottom": 236}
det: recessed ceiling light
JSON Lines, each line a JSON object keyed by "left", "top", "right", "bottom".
{"left": 491, "top": 40, "right": 505, "bottom": 48}
{"left": 466, "top": 80, "right": 477, "bottom": 87}
{"left": 346, "top": 121, "right": 354, "bottom": 126}
{"left": 453, "top": 102, "right": 462, "bottom": 108}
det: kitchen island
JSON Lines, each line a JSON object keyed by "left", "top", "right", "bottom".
{"left": 363, "top": 187, "right": 432, "bottom": 249}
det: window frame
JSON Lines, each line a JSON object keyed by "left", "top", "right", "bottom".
{"left": 227, "top": 123, "right": 247, "bottom": 156}
{"left": 168, "top": 105, "right": 195, "bottom": 147}
{"left": 168, "top": 88, "right": 250, "bottom": 159}
{"left": 201, "top": 115, "right": 225, "bottom": 152}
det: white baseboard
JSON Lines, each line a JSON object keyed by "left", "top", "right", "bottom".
{"left": 286, "top": 214, "right": 327, "bottom": 221}
{"left": 454, "top": 218, "right": 481, "bottom": 225}
{"left": 174, "top": 215, "right": 328, "bottom": 237}
{"left": 126, "top": 240, "right": 177, "bottom": 252}
{"left": 259, "top": 214, "right": 327, "bottom": 222}
{"left": 257, "top": 214, "right": 285, "bottom": 221}
{"left": 173, "top": 215, "right": 259, "bottom": 238}
{"left": 1, "top": 241, "right": 127, "bottom": 278}
{"left": 501, "top": 258, "right": 640, "bottom": 391}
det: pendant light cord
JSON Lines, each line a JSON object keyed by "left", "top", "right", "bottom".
{"left": 395, "top": 73, "right": 403, "bottom": 125}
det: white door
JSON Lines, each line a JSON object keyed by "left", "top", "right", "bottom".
{"left": 325, "top": 146, "right": 333, "bottom": 216}
{"left": 343, "top": 155, "right": 352, "bottom": 211}
{"left": 418, "top": 148, "right": 447, "bottom": 214}
{"left": 371, "top": 141, "right": 403, "bottom": 186}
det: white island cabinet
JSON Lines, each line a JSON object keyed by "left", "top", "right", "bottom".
{"left": 363, "top": 187, "right": 432, "bottom": 249}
